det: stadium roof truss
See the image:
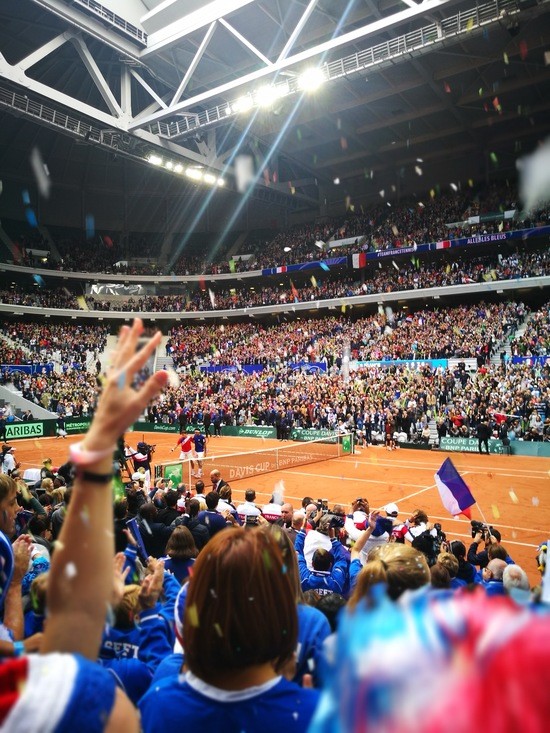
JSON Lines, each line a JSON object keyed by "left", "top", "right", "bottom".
{"left": 1, "top": 0, "right": 550, "bottom": 210}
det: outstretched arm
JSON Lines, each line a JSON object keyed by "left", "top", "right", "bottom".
{"left": 43, "top": 319, "right": 169, "bottom": 659}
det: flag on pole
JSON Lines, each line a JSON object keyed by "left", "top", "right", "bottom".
{"left": 434, "top": 457, "right": 476, "bottom": 518}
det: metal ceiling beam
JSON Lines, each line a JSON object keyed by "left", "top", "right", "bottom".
{"left": 29, "top": 0, "right": 143, "bottom": 61}
{"left": 70, "top": 36, "right": 123, "bottom": 117}
{"left": 277, "top": 0, "right": 320, "bottom": 63}
{"left": 17, "top": 31, "right": 72, "bottom": 72}
{"left": 218, "top": 18, "right": 272, "bottom": 67}
{"left": 130, "top": 69, "right": 169, "bottom": 110}
{"left": 141, "top": 0, "right": 256, "bottom": 57}
{"left": 129, "top": 0, "right": 452, "bottom": 130}
{"left": 171, "top": 22, "right": 216, "bottom": 106}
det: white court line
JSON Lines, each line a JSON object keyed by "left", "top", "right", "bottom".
{"left": 336, "top": 456, "right": 550, "bottom": 476}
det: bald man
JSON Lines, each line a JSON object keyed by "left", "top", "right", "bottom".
{"left": 482, "top": 558, "right": 508, "bottom": 596}
{"left": 210, "top": 469, "right": 230, "bottom": 494}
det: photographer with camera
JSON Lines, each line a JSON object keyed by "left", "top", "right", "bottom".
{"left": 128, "top": 441, "right": 155, "bottom": 490}
{"left": 295, "top": 520, "right": 349, "bottom": 596}
{"left": 468, "top": 521, "right": 514, "bottom": 570}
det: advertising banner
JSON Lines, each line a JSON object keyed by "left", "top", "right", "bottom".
{"left": 221, "top": 425, "right": 276, "bottom": 438}
{"left": 440, "top": 437, "right": 503, "bottom": 454}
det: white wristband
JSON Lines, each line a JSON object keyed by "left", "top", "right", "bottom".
{"left": 69, "top": 441, "right": 115, "bottom": 467}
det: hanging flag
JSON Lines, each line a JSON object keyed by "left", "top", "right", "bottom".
{"left": 436, "top": 240, "right": 451, "bottom": 250}
{"left": 228, "top": 258, "right": 236, "bottom": 273}
{"left": 350, "top": 252, "right": 367, "bottom": 268}
{"left": 290, "top": 280, "right": 299, "bottom": 301}
{"left": 434, "top": 458, "right": 476, "bottom": 518}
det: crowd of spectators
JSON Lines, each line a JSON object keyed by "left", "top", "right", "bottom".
{"left": 510, "top": 301, "right": 550, "bottom": 357}
{"left": 4, "top": 180, "right": 549, "bottom": 277}
{"left": 0, "top": 285, "right": 78, "bottom": 309}
{"left": 1, "top": 322, "right": 108, "bottom": 371}
{"left": 166, "top": 301, "right": 524, "bottom": 367}
{"left": 0, "top": 322, "right": 549, "bottom": 732}
{"left": 83, "top": 245, "right": 550, "bottom": 313}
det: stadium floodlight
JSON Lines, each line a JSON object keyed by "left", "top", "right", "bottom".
{"left": 147, "top": 154, "right": 163, "bottom": 165}
{"left": 174, "top": 163, "right": 184, "bottom": 173}
{"left": 165, "top": 161, "right": 173, "bottom": 170}
{"left": 217, "top": 178, "right": 225, "bottom": 186}
{"left": 297, "top": 67, "right": 325, "bottom": 92}
{"left": 255, "top": 82, "right": 289, "bottom": 108}
{"left": 203, "top": 173, "right": 217, "bottom": 185}
{"left": 186, "top": 167, "right": 203, "bottom": 180}
{"left": 232, "top": 94, "right": 254, "bottom": 113}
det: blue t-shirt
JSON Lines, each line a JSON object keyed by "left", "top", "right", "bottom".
{"left": 193, "top": 433, "right": 206, "bottom": 452}
{"left": 140, "top": 673, "right": 319, "bottom": 733}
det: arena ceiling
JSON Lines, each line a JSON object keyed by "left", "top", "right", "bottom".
{"left": 1, "top": 0, "right": 550, "bottom": 220}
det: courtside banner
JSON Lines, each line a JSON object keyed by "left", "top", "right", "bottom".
{"left": 440, "top": 437, "right": 503, "bottom": 454}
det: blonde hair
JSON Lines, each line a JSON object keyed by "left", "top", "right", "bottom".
{"left": 437, "top": 551, "right": 459, "bottom": 578}
{"left": 41, "top": 478, "right": 54, "bottom": 492}
{"left": 349, "top": 543, "right": 430, "bottom": 607}
{"left": 114, "top": 584, "right": 141, "bottom": 628}
{"left": 51, "top": 487, "right": 65, "bottom": 504}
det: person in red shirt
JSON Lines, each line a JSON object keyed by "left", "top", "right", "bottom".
{"left": 171, "top": 433, "right": 193, "bottom": 462}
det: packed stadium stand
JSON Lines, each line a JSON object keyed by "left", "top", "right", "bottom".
{"left": 1, "top": 1, "right": 550, "bottom": 731}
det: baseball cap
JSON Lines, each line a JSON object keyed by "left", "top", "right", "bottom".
{"left": 384, "top": 503, "right": 399, "bottom": 517}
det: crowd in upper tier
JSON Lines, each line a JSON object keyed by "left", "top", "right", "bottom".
{"left": 5, "top": 180, "right": 549, "bottom": 276}
{"left": 1, "top": 244, "right": 548, "bottom": 313}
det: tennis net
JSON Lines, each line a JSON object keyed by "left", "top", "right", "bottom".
{"left": 155, "top": 433, "right": 354, "bottom": 488}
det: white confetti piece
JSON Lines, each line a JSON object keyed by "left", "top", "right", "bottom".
{"left": 379, "top": 189, "right": 385, "bottom": 198}
{"left": 532, "top": 496, "right": 540, "bottom": 507}
{"left": 450, "top": 182, "right": 458, "bottom": 191}
{"left": 142, "top": 518, "right": 153, "bottom": 534}
{"left": 415, "top": 166, "right": 423, "bottom": 176}
{"left": 208, "top": 289, "right": 216, "bottom": 308}
{"left": 167, "top": 369, "right": 180, "bottom": 388}
{"left": 65, "top": 562, "right": 77, "bottom": 579}
{"left": 509, "top": 490, "right": 519, "bottom": 504}
{"left": 30, "top": 147, "right": 51, "bottom": 198}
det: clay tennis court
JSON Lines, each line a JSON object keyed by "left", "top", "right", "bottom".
{"left": 14, "top": 432, "right": 550, "bottom": 585}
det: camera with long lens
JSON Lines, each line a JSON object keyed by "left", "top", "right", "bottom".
{"left": 137, "top": 441, "right": 156, "bottom": 455}
{"left": 471, "top": 519, "right": 492, "bottom": 540}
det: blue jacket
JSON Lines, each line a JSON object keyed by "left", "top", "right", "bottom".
{"left": 295, "top": 531, "right": 348, "bottom": 595}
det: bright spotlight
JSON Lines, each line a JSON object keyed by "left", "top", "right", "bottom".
{"left": 147, "top": 154, "right": 162, "bottom": 165}
{"left": 232, "top": 94, "right": 254, "bottom": 113}
{"left": 174, "top": 163, "right": 183, "bottom": 173}
{"left": 165, "top": 161, "right": 173, "bottom": 170}
{"left": 186, "top": 168, "right": 203, "bottom": 181}
{"left": 217, "top": 178, "right": 225, "bottom": 186}
{"left": 298, "top": 68, "right": 325, "bottom": 92}
{"left": 255, "top": 83, "right": 288, "bottom": 108}
{"left": 203, "top": 173, "right": 216, "bottom": 185}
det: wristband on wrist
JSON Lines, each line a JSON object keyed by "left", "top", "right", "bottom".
{"left": 69, "top": 441, "right": 115, "bottom": 467}
{"left": 13, "top": 641, "right": 25, "bottom": 658}
{"left": 75, "top": 468, "right": 114, "bottom": 484}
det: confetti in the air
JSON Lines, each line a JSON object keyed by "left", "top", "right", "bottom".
{"left": 142, "top": 519, "right": 152, "bottom": 535}
{"left": 341, "top": 304, "right": 347, "bottom": 313}
{"left": 65, "top": 562, "right": 77, "bottom": 579}
{"left": 391, "top": 260, "right": 399, "bottom": 271}
{"left": 430, "top": 189, "right": 436, "bottom": 199}
{"left": 340, "top": 136, "right": 348, "bottom": 150}
{"left": 509, "top": 490, "right": 519, "bottom": 504}
{"left": 30, "top": 147, "right": 51, "bottom": 198}
{"left": 85, "top": 214, "right": 95, "bottom": 240}
{"left": 310, "top": 275, "right": 317, "bottom": 288}
{"left": 517, "top": 137, "right": 550, "bottom": 213}
{"left": 167, "top": 369, "right": 180, "bottom": 389}
{"left": 491, "top": 504, "right": 500, "bottom": 519}
{"left": 319, "top": 261, "right": 330, "bottom": 272}
{"left": 466, "top": 17, "right": 474, "bottom": 31}
{"left": 415, "top": 166, "right": 422, "bottom": 176}
{"left": 468, "top": 179, "right": 474, "bottom": 187}
{"left": 532, "top": 496, "right": 540, "bottom": 507}
{"left": 450, "top": 182, "right": 458, "bottom": 192}
{"left": 379, "top": 189, "right": 385, "bottom": 198}
{"left": 25, "top": 208, "right": 38, "bottom": 227}
{"left": 444, "top": 82, "right": 451, "bottom": 93}
{"left": 208, "top": 289, "right": 216, "bottom": 308}
{"left": 519, "top": 40, "right": 528, "bottom": 60}
{"left": 187, "top": 603, "right": 200, "bottom": 627}
{"left": 503, "top": 52, "right": 509, "bottom": 65}
{"left": 490, "top": 151, "right": 498, "bottom": 164}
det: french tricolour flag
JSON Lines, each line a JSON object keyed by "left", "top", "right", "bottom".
{"left": 276, "top": 265, "right": 287, "bottom": 273}
{"left": 434, "top": 457, "right": 476, "bottom": 518}
{"left": 436, "top": 240, "right": 451, "bottom": 250}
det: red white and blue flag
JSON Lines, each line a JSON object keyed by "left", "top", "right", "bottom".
{"left": 436, "top": 240, "right": 451, "bottom": 249}
{"left": 275, "top": 265, "right": 287, "bottom": 273}
{"left": 434, "top": 457, "right": 476, "bottom": 518}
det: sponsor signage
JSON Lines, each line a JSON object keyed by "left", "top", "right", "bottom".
{"left": 133, "top": 422, "right": 179, "bottom": 434}
{"left": 5, "top": 422, "right": 44, "bottom": 439}
{"left": 440, "top": 437, "right": 503, "bottom": 454}
{"left": 229, "top": 459, "right": 277, "bottom": 480}
{"left": 222, "top": 426, "right": 276, "bottom": 438}
{"left": 290, "top": 428, "right": 338, "bottom": 442}
{"left": 65, "top": 418, "right": 92, "bottom": 434}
